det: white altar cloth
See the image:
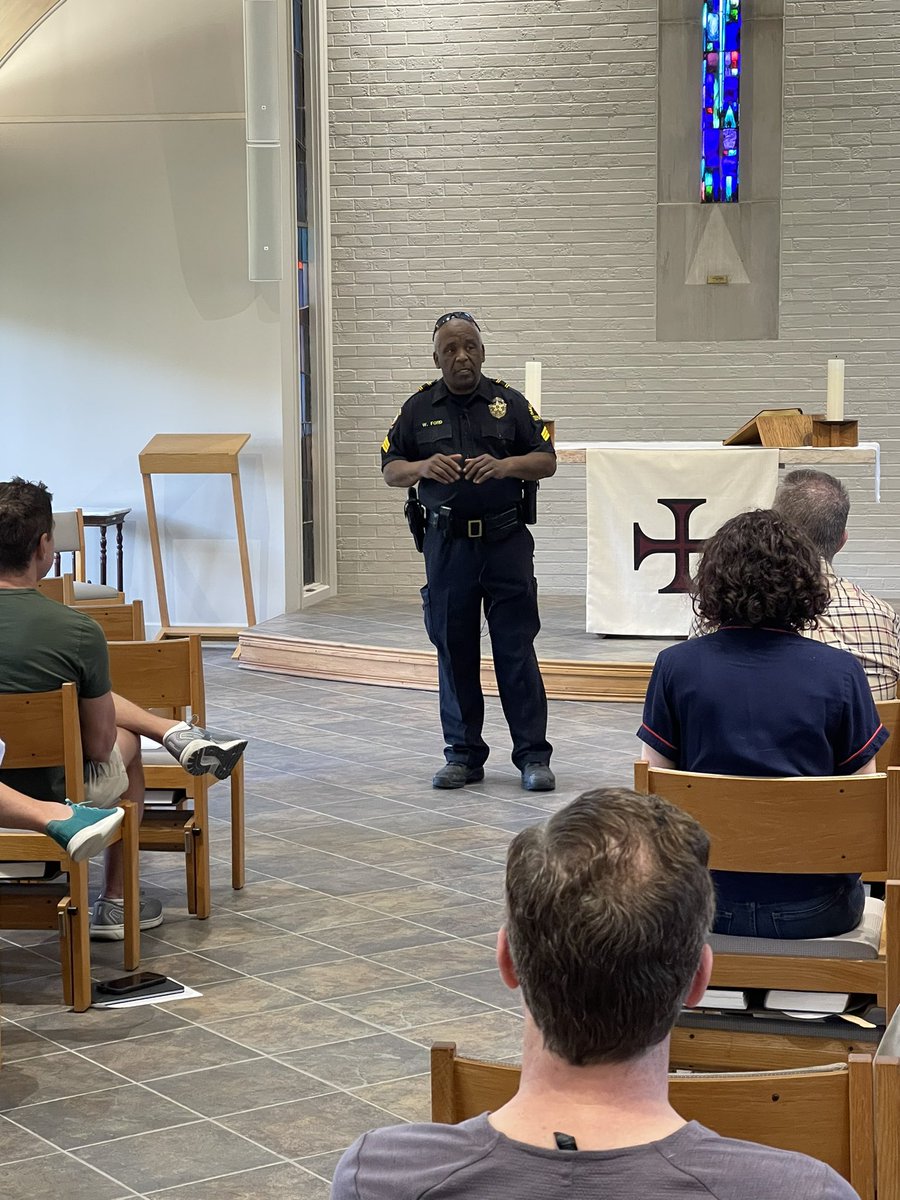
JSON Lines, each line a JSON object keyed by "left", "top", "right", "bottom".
{"left": 585, "top": 443, "right": 780, "bottom": 637}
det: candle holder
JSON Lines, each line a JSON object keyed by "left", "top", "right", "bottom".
{"left": 811, "top": 415, "right": 859, "bottom": 448}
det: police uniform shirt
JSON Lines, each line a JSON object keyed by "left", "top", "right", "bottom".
{"left": 381, "top": 374, "right": 554, "bottom": 517}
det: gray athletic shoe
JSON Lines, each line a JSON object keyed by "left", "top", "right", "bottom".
{"left": 90, "top": 894, "right": 164, "bottom": 941}
{"left": 162, "top": 721, "right": 248, "bottom": 780}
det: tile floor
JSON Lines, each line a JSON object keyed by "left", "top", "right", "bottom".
{"left": 0, "top": 647, "right": 640, "bottom": 1198}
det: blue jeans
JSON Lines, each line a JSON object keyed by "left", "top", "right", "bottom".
{"left": 713, "top": 880, "right": 866, "bottom": 939}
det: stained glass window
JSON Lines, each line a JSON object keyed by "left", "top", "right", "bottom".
{"left": 701, "top": 0, "right": 741, "bottom": 203}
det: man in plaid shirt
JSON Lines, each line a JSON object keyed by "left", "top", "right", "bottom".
{"left": 772, "top": 470, "right": 900, "bottom": 701}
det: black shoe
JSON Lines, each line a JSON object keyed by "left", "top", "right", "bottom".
{"left": 521, "top": 763, "right": 556, "bottom": 792}
{"left": 432, "top": 763, "right": 485, "bottom": 790}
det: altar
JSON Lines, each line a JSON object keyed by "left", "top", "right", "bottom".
{"left": 552, "top": 441, "right": 882, "bottom": 638}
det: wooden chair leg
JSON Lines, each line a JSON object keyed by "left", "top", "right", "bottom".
{"left": 231, "top": 760, "right": 245, "bottom": 891}
{"left": 69, "top": 862, "right": 92, "bottom": 1012}
{"left": 193, "top": 777, "right": 210, "bottom": 920}
{"left": 184, "top": 822, "right": 198, "bottom": 915}
{"left": 57, "top": 896, "right": 75, "bottom": 1008}
{"left": 122, "top": 802, "right": 140, "bottom": 972}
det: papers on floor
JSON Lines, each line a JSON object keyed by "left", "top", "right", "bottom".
{"left": 91, "top": 978, "right": 200, "bottom": 1009}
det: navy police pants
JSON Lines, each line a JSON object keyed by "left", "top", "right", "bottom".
{"left": 421, "top": 524, "right": 552, "bottom": 771}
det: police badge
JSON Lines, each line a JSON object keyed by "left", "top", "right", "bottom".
{"left": 489, "top": 397, "right": 507, "bottom": 419}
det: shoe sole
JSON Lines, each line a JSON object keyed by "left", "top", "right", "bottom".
{"left": 90, "top": 911, "right": 165, "bottom": 941}
{"left": 62, "top": 809, "right": 124, "bottom": 863}
{"left": 180, "top": 739, "right": 247, "bottom": 780}
{"left": 433, "top": 770, "right": 485, "bottom": 790}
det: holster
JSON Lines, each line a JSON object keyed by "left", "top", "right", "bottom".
{"left": 404, "top": 486, "right": 427, "bottom": 553}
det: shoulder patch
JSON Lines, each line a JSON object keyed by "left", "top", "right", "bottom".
{"left": 417, "top": 379, "right": 438, "bottom": 393}
{"left": 528, "top": 402, "right": 541, "bottom": 422}
{"left": 491, "top": 377, "right": 508, "bottom": 389}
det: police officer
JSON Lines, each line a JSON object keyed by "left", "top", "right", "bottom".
{"left": 382, "top": 311, "right": 557, "bottom": 791}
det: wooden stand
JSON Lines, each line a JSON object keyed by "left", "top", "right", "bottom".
{"left": 138, "top": 434, "right": 257, "bottom": 640}
{"left": 723, "top": 408, "right": 812, "bottom": 448}
{"left": 811, "top": 416, "right": 859, "bottom": 448}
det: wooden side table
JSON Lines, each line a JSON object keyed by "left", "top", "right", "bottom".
{"left": 82, "top": 508, "right": 132, "bottom": 592}
{"left": 138, "top": 435, "right": 257, "bottom": 639}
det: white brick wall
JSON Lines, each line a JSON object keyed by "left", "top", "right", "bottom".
{"left": 328, "top": 0, "right": 900, "bottom": 598}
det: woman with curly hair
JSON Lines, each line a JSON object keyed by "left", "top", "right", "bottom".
{"left": 637, "top": 509, "right": 887, "bottom": 939}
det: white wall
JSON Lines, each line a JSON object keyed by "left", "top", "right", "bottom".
{"left": 0, "top": 0, "right": 286, "bottom": 630}
{"left": 327, "top": 0, "right": 900, "bottom": 599}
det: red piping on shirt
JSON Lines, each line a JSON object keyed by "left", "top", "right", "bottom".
{"left": 641, "top": 723, "right": 676, "bottom": 751}
{"left": 839, "top": 723, "right": 885, "bottom": 767}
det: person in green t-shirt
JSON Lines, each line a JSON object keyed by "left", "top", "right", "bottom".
{"left": 0, "top": 479, "right": 250, "bottom": 941}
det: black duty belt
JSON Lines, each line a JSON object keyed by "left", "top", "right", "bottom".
{"left": 426, "top": 505, "right": 523, "bottom": 540}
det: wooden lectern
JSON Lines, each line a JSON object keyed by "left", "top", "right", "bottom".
{"left": 722, "top": 408, "right": 812, "bottom": 448}
{"left": 139, "top": 434, "right": 257, "bottom": 640}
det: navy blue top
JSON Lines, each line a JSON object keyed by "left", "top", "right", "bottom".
{"left": 637, "top": 627, "right": 888, "bottom": 904}
{"left": 381, "top": 375, "right": 554, "bottom": 517}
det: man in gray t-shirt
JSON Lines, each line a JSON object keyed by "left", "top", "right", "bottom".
{"left": 332, "top": 788, "right": 857, "bottom": 1200}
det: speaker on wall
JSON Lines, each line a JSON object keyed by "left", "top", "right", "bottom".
{"left": 244, "top": 0, "right": 280, "bottom": 145}
{"left": 247, "top": 143, "right": 282, "bottom": 281}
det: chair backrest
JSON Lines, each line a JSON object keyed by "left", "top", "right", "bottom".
{"left": 74, "top": 600, "right": 145, "bottom": 642}
{"left": 633, "top": 762, "right": 900, "bottom": 877}
{"left": 0, "top": 683, "right": 84, "bottom": 802}
{"left": 37, "top": 574, "right": 76, "bottom": 604}
{"left": 430, "top": 1043, "right": 873, "bottom": 1191}
{"left": 875, "top": 1006, "right": 900, "bottom": 1199}
{"left": 106, "top": 637, "right": 205, "bottom": 722}
{"left": 52, "top": 509, "right": 86, "bottom": 580}
{"left": 876, "top": 699, "right": 900, "bottom": 772}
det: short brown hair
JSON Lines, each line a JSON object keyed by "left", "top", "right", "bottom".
{"left": 693, "top": 509, "right": 828, "bottom": 633}
{"left": 773, "top": 469, "right": 849, "bottom": 561}
{"left": 0, "top": 479, "right": 53, "bottom": 573}
{"left": 505, "top": 787, "right": 713, "bottom": 1066}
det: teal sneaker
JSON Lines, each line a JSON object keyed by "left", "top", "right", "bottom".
{"left": 45, "top": 804, "right": 124, "bottom": 863}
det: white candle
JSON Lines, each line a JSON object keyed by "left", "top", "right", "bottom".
{"left": 525, "top": 361, "right": 542, "bottom": 414}
{"left": 826, "top": 358, "right": 845, "bottom": 422}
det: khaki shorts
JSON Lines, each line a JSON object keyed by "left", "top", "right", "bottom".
{"left": 84, "top": 744, "right": 128, "bottom": 809}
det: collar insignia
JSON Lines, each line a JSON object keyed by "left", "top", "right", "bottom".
{"left": 489, "top": 398, "right": 507, "bottom": 419}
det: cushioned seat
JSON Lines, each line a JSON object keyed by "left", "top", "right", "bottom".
{"left": 72, "top": 580, "right": 120, "bottom": 602}
{"left": 709, "top": 897, "right": 885, "bottom": 962}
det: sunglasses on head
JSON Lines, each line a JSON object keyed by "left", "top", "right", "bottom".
{"left": 433, "top": 311, "right": 481, "bottom": 336}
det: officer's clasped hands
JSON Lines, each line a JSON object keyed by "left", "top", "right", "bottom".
{"left": 463, "top": 454, "right": 509, "bottom": 484}
{"left": 419, "top": 453, "right": 464, "bottom": 484}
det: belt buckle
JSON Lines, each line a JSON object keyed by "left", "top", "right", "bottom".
{"left": 467, "top": 518, "right": 483, "bottom": 538}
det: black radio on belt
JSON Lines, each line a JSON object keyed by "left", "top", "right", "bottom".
{"left": 521, "top": 480, "right": 538, "bottom": 525}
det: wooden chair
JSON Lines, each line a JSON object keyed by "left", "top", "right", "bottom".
{"left": 875, "top": 1005, "right": 900, "bottom": 1199}
{"left": 634, "top": 762, "right": 900, "bottom": 1068}
{"left": 107, "top": 638, "right": 245, "bottom": 919}
{"left": 876, "top": 699, "right": 900, "bottom": 771}
{"left": 37, "top": 573, "right": 76, "bottom": 604}
{"left": 430, "top": 1043, "right": 875, "bottom": 1196}
{"left": 53, "top": 510, "right": 123, "bottom": 603}
{"left": 73, "top": 600, "right": 146, "bottom": 642}
{"left": 0, "top": 684, "right": 139, "bottom": 1011}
